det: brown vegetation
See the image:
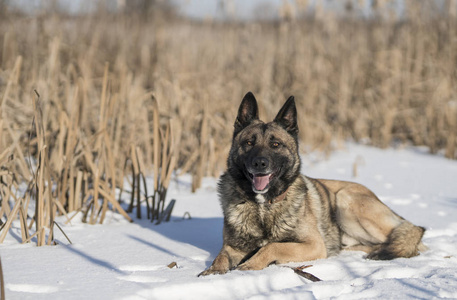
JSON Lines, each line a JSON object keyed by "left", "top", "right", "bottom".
{"left": 0, "top": 1, "right": 456, "bottom": 244}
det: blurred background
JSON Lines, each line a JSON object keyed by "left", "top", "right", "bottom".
{"left": 0, "top": 0, "right": 456, "bottom": 233}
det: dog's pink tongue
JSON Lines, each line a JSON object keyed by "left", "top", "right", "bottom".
{"left": 253, "top": 175, "right": 270, "bottom": 191}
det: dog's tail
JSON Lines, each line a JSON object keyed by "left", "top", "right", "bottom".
{"left": 368, "top": 221, "right": 426, "bottom": 260}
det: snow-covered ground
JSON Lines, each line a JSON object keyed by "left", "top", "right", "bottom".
{"left": 2, "top": 143, "right": 457, "bottom": 299}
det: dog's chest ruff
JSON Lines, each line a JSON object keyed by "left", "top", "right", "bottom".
{"left": 224, "top": 195, "right": 302, "bottom": 250}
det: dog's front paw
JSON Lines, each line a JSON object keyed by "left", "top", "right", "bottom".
{"left": 236, "top": 260, "right": 264, "bottom": 271}
{"left": 198, "top": 266, "right": 229, "bottom": 277}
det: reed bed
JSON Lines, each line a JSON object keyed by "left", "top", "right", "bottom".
{"left": 1, "top": 2, "right": 457, "bottom": 244}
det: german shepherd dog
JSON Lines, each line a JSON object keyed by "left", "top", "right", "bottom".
{"left": 199, "top": 92, "right": 426, "bottom": 276}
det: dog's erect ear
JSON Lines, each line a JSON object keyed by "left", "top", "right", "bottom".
{"left": 234, "top": 92, "right": 259, "bottom": 136}
{"left": 274, "top": 96, "right": 298, "bottom": 136}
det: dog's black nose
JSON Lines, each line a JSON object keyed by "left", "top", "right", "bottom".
{"left": 252, "top": 157, "right": 269, "bottom": 172}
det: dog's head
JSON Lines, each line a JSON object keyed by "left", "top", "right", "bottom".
{"left": 227, "top": 92, "right": 301, "bottom": 198}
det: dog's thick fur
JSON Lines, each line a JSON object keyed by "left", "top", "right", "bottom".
{"left": 199, "top": 92, "right": 426, "bottom": 276}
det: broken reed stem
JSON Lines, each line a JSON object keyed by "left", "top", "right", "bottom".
{"left": 126, "top": 158, "right": 135, "bottom": 212}
{"left": 90, "top": 170, "right": 100, "bottom": 225}
{"left": 53, "top": 221, "right": 72, "bottom": 244}
{"left": 130, "top": 145, "right": 140, "bottom": 217}
{"left": 152, "top": 96, "right": 160, "bottom": 193}
{"left": 18, "top": 202, "right": 30, "bottom": 242}
{"left": 136, "top": 149, "right": 151, "bottom": 218}
{"left": 33, "top": 90, "right": 48, "bottom": 246}
{"left": 0, "top": 197, "right": 22, "bottom": 243}
{"left": 46, "top": 158, "right": 56, "bottom": 246}
{"left": 99, "top": 62, "right": 109, "bottom": 132}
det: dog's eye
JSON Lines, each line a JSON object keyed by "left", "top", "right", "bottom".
{"left": 272, "top": 142, "right": 280, "bottom": 148}
{"left": 246, "top": 140, "right": 253, "bottom": 146}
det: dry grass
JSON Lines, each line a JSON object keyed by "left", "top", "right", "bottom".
{"left": 1, "top": 2, "right": 457, "bottom": 244}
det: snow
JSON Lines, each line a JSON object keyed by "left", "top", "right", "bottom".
{"left": 2, "top": 143, "right": 457, "bottom": 299}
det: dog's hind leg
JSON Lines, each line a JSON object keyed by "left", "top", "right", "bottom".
{"left": 334, "top": 182, "right": 425, "bottom": 260}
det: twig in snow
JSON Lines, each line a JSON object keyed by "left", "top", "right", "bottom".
{"left": 291, "top": 265, "right": 322, "bottom": 282}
